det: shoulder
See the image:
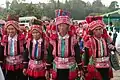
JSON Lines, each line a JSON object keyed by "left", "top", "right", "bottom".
{"left": 18, "top": 33, "right": 25, "bottom": 41}
{"left": 84, "top": 37, "right": 93, "bottom": 48}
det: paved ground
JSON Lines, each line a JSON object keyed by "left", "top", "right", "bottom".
{"left": 111, "top": 54, "right": 120, "bottom": 80}
{"left": 111, "top": 70, "right": 120, "bottom": 80}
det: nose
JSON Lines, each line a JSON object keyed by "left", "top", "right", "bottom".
{"left": 9, "top": 30, "right": 13, "bottom": 33}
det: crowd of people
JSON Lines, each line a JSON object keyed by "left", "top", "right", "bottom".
{"left": 0, "top": 9, "right": 119, "bottom": 80}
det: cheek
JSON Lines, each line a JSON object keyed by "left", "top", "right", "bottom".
{"left": 32, "top": 35, "right": 36, "bottom": 39}
{"left": 101, "top": 30, "right": 103, "bottom": 33}
{"left": 7, "top": 29, "right": 9, "bottom": 33}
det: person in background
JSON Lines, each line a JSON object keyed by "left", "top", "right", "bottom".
{"left": 113, "top": 30, "right": 117, "bottom": 45}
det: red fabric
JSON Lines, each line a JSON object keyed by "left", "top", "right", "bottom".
{"left": 5, "top": 21, "right": 19, "bottom": 30}
{"left": 69, "top": 25, "right": 76, "bottom": 36}
{"left": 109, "top": 68, "right": 113, "bottom": 78}
{"left": 85, "top": 36, "right": 113, "bottom": 79}
{"left": 88, "top": 20, "right": 105, "bottom": 31}
{"left": 30, "top": 25, "right": 43, "bottom": 34}
{"left": 69, "top": 70, "right": 78, "bottom": 80}
{"left": 7, "top": 14, "right": 19, "bottom": 22}
{"left": 27, "top": 69, "right": 46, "bottom": 78}
{"left": 86, "top": 16, "right": 103, "bottom": 24}
{"left": 51, "top": 69, "right": 57, "bottom": 79}
{"left": 50, "top": 34, "right": 58, "bottom": 40}
{"left": 85, "top": 65, "right": 102, "bottom": 80}
{"left": 5, "top": 64, "right": 23, "bottom": 71}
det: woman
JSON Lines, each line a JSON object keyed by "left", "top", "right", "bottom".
{"left": 84, "top": 16, "right": 114, "bottom": 80}
{"left": 23, "top": 19, "right": 49, "bottom": 80}
{"left": 47, "top": 9, "right": 82, "bottom": 80}
{"left": 0, "top": 14, "right": 27, "bottom": 80}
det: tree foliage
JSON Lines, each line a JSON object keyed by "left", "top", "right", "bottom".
{"left": 0, "top": 0, "right": 119, "bottom": 20}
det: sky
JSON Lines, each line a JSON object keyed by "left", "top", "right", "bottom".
{"left": 0, "top": 0, "right": 120, "bottom": 7}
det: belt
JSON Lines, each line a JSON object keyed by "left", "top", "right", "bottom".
{"left": 96, "top": 57, "right": 109, "bottom": 62}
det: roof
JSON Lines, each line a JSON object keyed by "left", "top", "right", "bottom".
{"left": 101, "top": 9, "right": 120, "bottom": 16}
{"left": 19, "top": 16, "right": 37, "bottom": 21}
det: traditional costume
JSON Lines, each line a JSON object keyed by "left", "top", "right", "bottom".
{"left": 84, "top": 16, "right": 113, "bottom": 80}
{"left": 0, "top": 14, "right": 27, "bottom": 80}
{"left": 23, "top": 19, "right": 49, "bottom": 80}
{"left": 47, "top": 9, "right": 82, "bottom": 80}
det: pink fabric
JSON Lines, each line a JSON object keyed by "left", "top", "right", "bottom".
{"left": 30, "top": 25, "right": 42, "bottom": 34}
{"left": 89, "top": 20, "right": 105, "bottom": 31}
{"left": 1, "top": 34, "right": 25, "bottom": 56}
{"left": 89, "top": 37, "right": 107, "bottom": 58}
{"left": 65, "top": 38, "right": 69, "bottom": 57}
{"left": 58, "top": 39, "right": 61, "bottom": 57}
{"left": 27, "top": 60, "right": 46, "bottom": 78}
{"left": 54, "top": 57, "right": 76, "bottom": 69}
{"left": 32, "top": 43, "right": 35, "bottom": 59}
{"left": 50, "top": 35, "right": 77, "bottom": 57}
{"left": 5, "top": 21, "right": 19, "bottom": 32}
{"left": 55, "top": 16, "right": 71, "bottom": 25}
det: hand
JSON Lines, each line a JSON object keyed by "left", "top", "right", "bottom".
{"left": 108, "top": 44, "right": 115, "bottom": 50}
{"left": 45, "top": 70, "right": 50, "bottom": 80}
{"left": 23, "top": 69, "right": 27, "bottom": 76}
{"left": 78, "top": 70, "right": 84, "bottom": 77}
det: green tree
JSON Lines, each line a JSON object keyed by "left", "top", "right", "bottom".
{"left": 109, "top": 1, "right": 119, "bottom": 11}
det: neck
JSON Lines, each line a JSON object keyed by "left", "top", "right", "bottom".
{"left": 9, "top": 34, "right": 16, "bottom": 38}
{"left": 59, "top": 32, "right": 67, "bottom": 37}
{"left": 35, "top": 37, "right": 42, "bottom": 40}
{"left": 94, "top": 35, "right": 101, "bottom": 40}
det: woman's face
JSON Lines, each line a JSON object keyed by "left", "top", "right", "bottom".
{"left": 57, "top": 23, "right": 69, "bottom": 36}
{"left": 93, "top": 26, "right": 103, "bottom": 38}
{"left": 7, "top": 25, "right": 17, "bottom": 37}
{"left": 32, "top": 29, "right": 41, "bottom": 40}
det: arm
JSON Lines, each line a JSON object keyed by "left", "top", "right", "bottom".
{"left": 84, "top": 47, "right": 89, "bottom": 66}
{"left": 0, "top": 45, "right": 4, "bottom": 65}
{"left": 46, "top": 43, "right": 54, "bottom": 70}
{"left": 23, "top": 48, "right": 29, "bottom": 69}
{"left": 74, "top": 43, "right": 82, "bottom": 69}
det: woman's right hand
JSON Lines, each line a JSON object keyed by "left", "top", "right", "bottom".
{"left": 23, "top": 69, "right": 27, "bottom": 76}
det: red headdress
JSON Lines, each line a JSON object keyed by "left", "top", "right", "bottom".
{"left": 30, "top": 19, "right": 43, "bottom": 34}
{"left": 86, "top": 16, "right": 105, "bottom": 31}
{"left": 27, "top": 19, "right": 44, "bottom": 40}
{"left": 4, "top": 14, "right": 19, "bottom": 33}
{"left": 2, "top": 14, "right": 25, "bottom": 43}
{"left": 55, "top": 9, "right": 71, "bottom": 26}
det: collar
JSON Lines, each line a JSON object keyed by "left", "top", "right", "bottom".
{"left": 33, "top": 38, "right": 43, "bottom": 44}
{"left": 8, "top": 34, "right": 17, "bottom": 41}
{"left": 58, "top": 33, "right": 69, "bottom": 39}
{"left": 93, "top": 36, "right": 102, "bottom": 41}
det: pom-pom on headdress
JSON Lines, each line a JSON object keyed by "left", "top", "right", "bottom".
{"left": 86, "top": 16, "right": 105, "bottom": 31}
{"left": 55, "top": 9, "right": 71, "bottom": 25}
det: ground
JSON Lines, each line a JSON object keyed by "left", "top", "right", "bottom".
{"left": 111, "top": 54, "right": 120, "bottom": 80}
{"left": 112, "top": 70, "right": 120, "bottom": 80}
